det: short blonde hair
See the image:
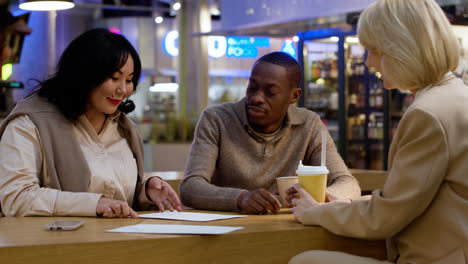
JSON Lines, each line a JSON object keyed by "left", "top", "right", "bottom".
{"left": 358, "top": 0, "right": 459, "bottom": 91}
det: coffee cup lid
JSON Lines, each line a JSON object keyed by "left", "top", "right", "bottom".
{"left": 296, "top": 160, "right": 329, "bottom": 175}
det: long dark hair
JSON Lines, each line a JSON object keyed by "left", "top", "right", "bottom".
{"left": 38, "top": 28, "right": 141, "bottom": 121}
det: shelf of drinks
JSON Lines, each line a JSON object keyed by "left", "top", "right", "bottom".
{"left": 308, "top": 76, "right": 338, "bottom": 82}
{"left": 348, "top": 139, "right": 384, "bottom": 144}
{"left": 305, "top": 106, "right": 338, "bottom": 119}
{"left": 347, "top": 75, "right": 366, "bottom": 81}
{"left": 348, "top": 107, "right": 386, "bottom": 116}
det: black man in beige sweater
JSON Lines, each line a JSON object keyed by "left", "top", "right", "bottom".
{"left": 180, "top": 52, "right": 360, "bottom": 214}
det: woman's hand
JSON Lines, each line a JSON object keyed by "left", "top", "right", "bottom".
{"left": 285, "top": 185, "right": 300, "bottom": 208}
{"left": 290, "top": 184, "right": 320, "bottom": 223}
{"left": 96, "top": 197, "right": 139, "bottom": 218}
{"left": 146, "top": 177, "right": 182, "bottom": 212}
{"left": 285, "top": 186, "right": 340, "bottom": 208}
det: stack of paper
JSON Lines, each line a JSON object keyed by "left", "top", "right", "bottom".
{"left": 106, "top": 224, "right": 243, "bottom": 235}
{"left": 107, "top": 212, "right": 247, "bottom": 235}
{"left": 139, "top": 211, "right": 247, "bottom": 222}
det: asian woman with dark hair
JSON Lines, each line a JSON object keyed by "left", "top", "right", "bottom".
{"left": 0, "top": 28, "right": 181, "bottom": 217}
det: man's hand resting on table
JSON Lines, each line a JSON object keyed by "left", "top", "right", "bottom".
{"left": 237, "top": 188, "right": 282, "bottom": 214}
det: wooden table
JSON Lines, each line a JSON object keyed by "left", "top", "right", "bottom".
{"left": 145, "top": 169, "right": 389, "bottom": 195}
{"left": 0, "top": 210, "right": 386, "bottom": 264}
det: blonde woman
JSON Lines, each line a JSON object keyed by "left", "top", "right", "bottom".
{"left": 287, "top": 0, "right": 468, "bottom": 263}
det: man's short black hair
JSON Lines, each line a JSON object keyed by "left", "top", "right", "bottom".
{"left": 37, "top": 28, "right": 141, "bottom": 121}
{"left": 255, "top": 51, "right": 302, "bottom": 89}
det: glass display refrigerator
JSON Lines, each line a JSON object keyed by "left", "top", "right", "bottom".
{"left": 297, "top": 27, "right": 411, "bottom": 170}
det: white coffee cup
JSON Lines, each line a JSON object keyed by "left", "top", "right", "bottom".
{"left": 276, "top": 176, "right": 299, "bottom": 205}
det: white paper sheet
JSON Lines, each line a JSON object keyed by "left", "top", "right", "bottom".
{"left": 106, "top": 224, "right": 243, "bottom": 235}
{"left": 139, "top": 211, "right": 247, "bottom": 222}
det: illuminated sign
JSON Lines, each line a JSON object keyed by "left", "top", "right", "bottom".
{"left": 162, "top": 31, "right": 270, "bottom": 58}
{"left": 207, "top": 36, "right": 227, "bottom": 58}
{"left": 109, "top": 27, "right": 121, "bottom": 35}
{"left": 226, "top": 36, "right": 270, "bottom": 58}
{"left": 227, "top": 37, "right": 269, "bottom": 47}
{"left": 164, "top": 30, "right": 179, "bottom": 56}
{"left": 281, "top": 39, "right": 297, "bottom": 59}
{"left": 1, "top": 64, "right": 12, "bottom": 81}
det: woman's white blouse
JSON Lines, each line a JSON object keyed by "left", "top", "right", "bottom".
{"left": 0, "top": 114, "right": 138, "bottom": 216}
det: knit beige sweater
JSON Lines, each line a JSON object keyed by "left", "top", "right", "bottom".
{"left": 180, "top": 98, "right": 361, "bottom": 212}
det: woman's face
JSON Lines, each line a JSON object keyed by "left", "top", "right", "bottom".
{"left": 88, "top": 55, "right": 135, "bottom": 115}
{"left": 365, "top": 50, "right": 397, "bottom": 90}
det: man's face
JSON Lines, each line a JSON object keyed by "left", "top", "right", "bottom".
{"left": 246, "top": 61, "right": 296, "bottom": 134}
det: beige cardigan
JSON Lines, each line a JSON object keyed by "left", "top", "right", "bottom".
{"left": 300, "top": 75, "right": 468, "bottom": 263}
{"left": 0, "top": 93, "right": 155, "bottom": 211}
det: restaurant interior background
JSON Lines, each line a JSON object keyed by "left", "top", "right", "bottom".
{"left": 1, "top": 0, "right": 467, "bottom": 172}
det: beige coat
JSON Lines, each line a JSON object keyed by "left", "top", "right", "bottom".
{"left": 300, "top": 75, "right": 468, "bottom": 264}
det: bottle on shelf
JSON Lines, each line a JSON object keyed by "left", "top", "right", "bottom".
{"left": 310, "top": 60, "right": 321, "bottom": 80}
{"left": 358, "top": 114, "right": 366, "bottom": 140}
{"left": 330, "top": 59, "right": 338, "bottom": 79}
{"left": 369, "top": 83, "right": 376, "bottom": 108}
{"left": 357, "top": 83, "right": 365, "bottom": 109}
{"left": 320, "top": 59, "right": 330, "bottom": 79}
{"left": 348, "top": 94, "right": 358, "bottom": 116}
{"left": 375, "top": 82, "right": 383, "bottom": 109}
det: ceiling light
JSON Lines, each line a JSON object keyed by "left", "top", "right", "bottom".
{"left": 19, "top": 0, "right": 75, "bottom": 11}
{"left": 292, "top": 35, "right": 299, "bottom": 42}
{"left": 172, "top": 2, "right": 181, "bottom": 11}
{"left": 210, "top": 7, "right": 220, "bottom": 16}
{"left": 346, "top": 36, "right": 360, "bottom": 44}
{"left": 154, "top": 16, "right": 163, "bottom": 24}
{"left": 149, "top": 83, "right": 179, "bottom": 93}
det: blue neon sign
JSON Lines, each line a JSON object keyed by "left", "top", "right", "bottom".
{"left": 226, "top": 36, "right": 270, "bottom": 47}
{"left": 207, "top": 36, "right": 227, "bottom": 58}
{"left": 162, "top": 31, "right": 270, "bottom": 58}
{"left": 226, "top": 36, "right": 270, "bottom": 58}
{"left": 163, "top": 30, "right": 179, "bottom": 56}
{"left": 281, "top": 39, "right": 297, "bottom": 59}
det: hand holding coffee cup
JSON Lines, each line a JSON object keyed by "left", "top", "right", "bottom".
{"left": 290, "top": 183, "right": 321, "bottom": 224}
{"left": 286, "top": 186, "right": 338, "bottom": 207}
{"left": 276, "top": 176, "right": 299, "bottom": 207}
